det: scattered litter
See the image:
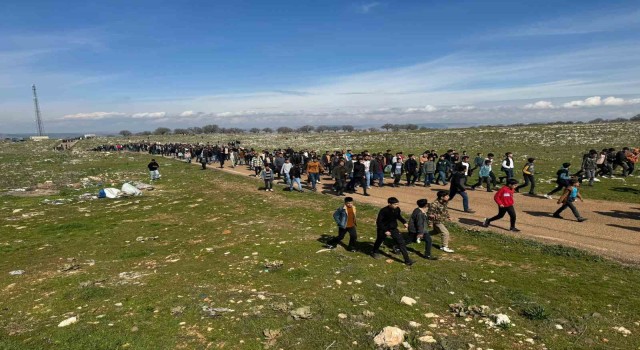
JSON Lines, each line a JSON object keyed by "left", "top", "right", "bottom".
{"left": 133, "top": 182, "right": 155, "bottom": 190}
{"left": 9, "top": 270, "right": 25, "bottom": 276}
{"left": 42, "top": 199, "right": 70, "bottom": 205}
{"left": 493, "top": 314, "right": 511, "bottom": 326}
{"left": 121, "top": 183, "right": 142, "bottom": 196}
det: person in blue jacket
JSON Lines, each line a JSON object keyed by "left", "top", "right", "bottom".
{"left": 326, "top": 197, "right": 358, "bottom": 252}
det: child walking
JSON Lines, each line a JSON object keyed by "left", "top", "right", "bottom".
{"left": 483, "top": 179, "right": 520, "bottom": 232}
{"left": 553, "top": 179, "right": 587, "bottom": 222}
{"left": 260, "top": 165, "right": 275, "bottom": 191}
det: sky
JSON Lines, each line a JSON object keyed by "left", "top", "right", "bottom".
{"left": 1, "top": 0, "right": 640, "bottom": 133}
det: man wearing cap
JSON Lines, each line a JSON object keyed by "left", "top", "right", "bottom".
{"left": 371, "top": 197, "right": 414, "bottom": 266}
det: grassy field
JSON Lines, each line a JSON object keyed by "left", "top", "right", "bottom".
{"left": 1, "top": 134, "right": 640, "bottom": 349}
{"left": 77, "top": 121, "right": 640, "bottom": 204}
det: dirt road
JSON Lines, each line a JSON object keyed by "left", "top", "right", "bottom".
{"left": 202, "top": 162, "right": 639, "bottom": 264}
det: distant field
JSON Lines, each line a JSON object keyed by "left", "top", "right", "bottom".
{"left": 74, "top": 122, "right": 640, "bottom": 203}
{"left": 1, "top": 133, "right": 639, "bottom": 349}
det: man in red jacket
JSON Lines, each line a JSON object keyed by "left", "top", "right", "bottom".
{"left": 483, "top": 179, "right": 520, "bottom": 232}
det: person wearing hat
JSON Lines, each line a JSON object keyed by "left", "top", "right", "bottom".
{"left": 544, "top": 162, "right": 572, "bottom": 199}
{"left": 515, "top": 157, "right": 536, "bottom": 195}
{"left": 371, "top": 197, "right": 414, "bottom": 266}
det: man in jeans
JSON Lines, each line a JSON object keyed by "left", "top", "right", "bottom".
{"left": 280, "top": 158, "right": 293, "bottom": 186}
{"left": 326, "top": 197, "right": 358, "bottom": 252}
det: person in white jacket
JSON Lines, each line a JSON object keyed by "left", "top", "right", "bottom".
{"left": 499, "top": 152, "right": 515, "bottom": 183}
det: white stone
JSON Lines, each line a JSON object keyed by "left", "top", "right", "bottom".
{"left": 418, "top": 335, "right": 437, "bottom": 343}
{"left": 58, "top": 316, "right": 78, "bottom": 327}
{"left": 525, "top": 338, "right": 535, "bottom": 344}
{"left": 335, "top": 280, "right": 342, "bottom": 285}
{"left": 424, "top": 312, "right": 438, "bottom": 318}
{"left": 373, "top": 326, "right": 406, "bottom": 348}
{"left": 400, "top": 296, "right": 417, "bottom": 306}
{"left": 338, "top": 313, "right": 348, "bottom": 319}
{"left": 555, "top": 324, "right": 563, "bottom": 330}
{"left": 493, "top": 314, "right": 511, "bottom": 326}
{"left": 409, "top": 321, "right": 421, "bottom": 328}
{"left": 613, "top": 326, "right": 631, "bottom": 336}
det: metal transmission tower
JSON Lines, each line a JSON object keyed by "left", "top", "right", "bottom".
{"left": 32, "top": 84, "right": 45, "bottom": 136}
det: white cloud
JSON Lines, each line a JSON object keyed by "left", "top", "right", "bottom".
{"left": 356, "top": 2, "right": 381, "bottom": 14}
{"left": 449, "top": 105, "right": 476, "bottom": 111}
{"left": 523, "top": 100, "right": 555, "bottom": 109}
{"left": 562, "top": 96, "right": 640, "bottom": 108}
{"left": 602, "top": 96, "right": 625, "bottom": 106}
{"left": 179, "top": 110, "right": 195, "bottom": 117}
{"left": 60, "top": 111, "right": 125, "bottom": 120}
{"left": 131, "top": 112, "right": 166, "bottom": 119}
{"left": 405, "top": 105, "right": 437, "bottom": 113}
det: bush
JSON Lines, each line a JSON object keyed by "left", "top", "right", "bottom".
{"left": 521, "top": 304, "right": 550, "bottom": 320}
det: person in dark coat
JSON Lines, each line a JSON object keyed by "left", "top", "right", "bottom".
{"left": 371, "top": 197, "right": 414, "bottom": 266}
{"left": 449, "top": 163, "right": 474, "bottom": 213}
{"left": 408, "top": 199, "right": 437, "bottom": 260}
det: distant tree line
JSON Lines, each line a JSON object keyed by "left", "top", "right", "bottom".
{"left": 117, "top": 114, "right": 639, "bottom": 136}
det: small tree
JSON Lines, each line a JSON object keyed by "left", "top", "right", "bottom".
{"left": 188, "top": 126, "right": 203, "bottom": 134}
{"left": 173, "top": 128, "right": 190, "bottom": 135}
{"left": 262, "top": 127, "right": 273, "bottom": 133}
{"left": 381, "top": 123, "right": 394, "bottom": 131}
{"left": 631, "top": 114, "right": 640, "bottom": 122}
{"left": 249, "top": 128, "right": 261, "bottom": 133}
{"left": 202, "top": 124, "right": 220, "bottom": 134}
{"left": 342, "top": 125, "right": 355, "bottom": 132}
{"left": 153, "top": 127, "right": 171, "bottom": 135}
{"left": 119, "top": 130, "right": 132, "bottom": 136}
{"left": 276, "top": 126, "right": 293, "bottom": 134}
{"left": 297, "top": 125, "right": 315, "bottom": 133}
{"left": 405, "top": 123, "right": 419, "bottom": 131}
{"left": 368, "top": 127, "right": 378, "bottom": 132}
{"left": 315, "top": 125, "right": 329, "bottom": 133}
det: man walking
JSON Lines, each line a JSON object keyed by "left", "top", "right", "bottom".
{"left": 483, "top": 179, "right": 520, "bottom": 232}
{"left": 326, "top": 197, "right": 358, "bottom": 252}
{"left": 371, "top": 197, "right": 414, "bottom": 266}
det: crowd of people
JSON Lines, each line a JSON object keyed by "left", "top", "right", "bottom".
{"left": 94, "top": 141, "right": 638, "bottom": 264}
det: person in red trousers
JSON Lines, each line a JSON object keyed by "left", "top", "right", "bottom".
{"left": 482, "top": 179, "right": 520, "bottom": 232}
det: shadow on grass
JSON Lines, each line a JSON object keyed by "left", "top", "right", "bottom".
{"left": 611, "top": 187, "right": 640, "bottom": 195}
{"left": 594, "top": 210, "right": 640, "bottom": 220}
{"left": 607, "top": 224, "right": 640, "bottom": 232}
{"left": 459, "top": 217, "right": 485, "bottom": 226}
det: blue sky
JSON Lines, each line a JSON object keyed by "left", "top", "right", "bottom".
{"left": 1, "top": 0, "right": 639, "bottom": 132}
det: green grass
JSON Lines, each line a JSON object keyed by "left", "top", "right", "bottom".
{"left": 1, "top": 134, "right": 640, "bottom": 349}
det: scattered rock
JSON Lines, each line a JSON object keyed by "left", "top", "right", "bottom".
{"left": 525, "top": 338, "right": 535, "bottom": 344}
{"left": 338, "top": 313, "right": 348, "bottom": 319}
{"left": 58, "top": 316, "right": 78, "bottom": 327}
{"left": 449, "top": 303, "right": 491, "bottom": 318}
{"left": 418, "top": 335, "right": 437, "bottom": 343}
{"left": 263, "top": 329, "right": 282, "bottom": 348}
{"left": 171, "top": 306, "right": 185, "bottom": 315}
{"left": 263, "top": 259, "right": 283, "bottom": 270}
{"left": 362, "top": 310, "right": 375, "bottom": 318}
{"left": 493, "top": 314, "right": 511, "bottom": 326}
{"left": 613, "top": 326, "right": 631, "bottom": 336}
{"left": 373, "top": 326, "right": 406, "bottom": 349}
{"left": 59, "top": 264, "right": 81, "bottom": 272}
{"left": 424, "top": 313, "right": 438, "bottom": 318}
{"left": 9, "top": 270, "right": 24, "bottom": 276}
{"left": 290, "top": 306, "right": 312, "bottom": 320}
{"left": 270, "top": 302, "right": 289, "bottom": 313}
{"left": 408, "top": 321, "right": 421, "bottom": 328}
{"left": 555, "top": 324, "right": 564, "bottom": 330}
{"left": 401, "top": 296, "right": 417, "bottom": 306}
{"left": 202, "top": 306, "right": 234, "bottom": 317}
{"left": 351, "top": 294, "right": 366, "bottom": 303}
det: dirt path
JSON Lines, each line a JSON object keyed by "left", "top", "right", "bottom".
{"left": 191, "top": 161, "right": 639, "bottom": 264}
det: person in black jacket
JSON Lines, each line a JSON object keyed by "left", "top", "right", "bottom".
{"left": 408, "top": 199, "right": 437, "bottom": 260}
{"left": 449, "top": 163, "right": 474, "bottom": 213}
{"left": 346, "top": 157, "right": 370, "bottom": 196}
{"left": 404, "top": 154, "right": 419, "bottom": 186}
{"left": 147, "top": 159, "right": 160, "bottom": 180}
{"left": 371, "top": 197, "right": 414, "bottom": 266}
